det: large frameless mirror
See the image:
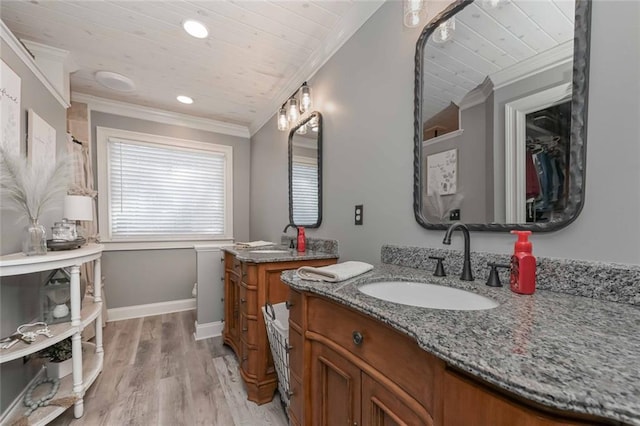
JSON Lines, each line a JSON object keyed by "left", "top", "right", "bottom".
{"left": 413, "top": 0, "right": 591, "bottom": 231}
{"left": 289, "top": 111, "right": 322, "bottom": 228}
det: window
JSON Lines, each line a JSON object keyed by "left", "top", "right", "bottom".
{"left": 97, "top": 127, "right": 233, "bottom": 246}
{"left": 291, "top": 156, "right": 319, "bottom": 225}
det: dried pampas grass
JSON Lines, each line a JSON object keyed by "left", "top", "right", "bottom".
{"left": 0, "top": 142, "right": 70, "bottom": 222}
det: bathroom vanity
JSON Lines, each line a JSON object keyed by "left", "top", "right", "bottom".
{"left": 222, "top": 243, "right": 337, "bottom": 404}
{"left": 281, "top": 247, "right": 640, "bottom": 426}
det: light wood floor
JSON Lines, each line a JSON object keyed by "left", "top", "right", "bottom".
{"left": 49, "top": 310, "right": 288, "bottom": 426}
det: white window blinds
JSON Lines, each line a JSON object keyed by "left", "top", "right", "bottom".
{"left": 291, "top": 158, "right": 319, "bottom": 225}
{"left": 108, "top": 138, "right": 227, "bottom": 239}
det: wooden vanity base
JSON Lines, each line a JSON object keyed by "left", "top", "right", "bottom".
{"left": 222, "top": 252, "right": 336, "bottom": 405}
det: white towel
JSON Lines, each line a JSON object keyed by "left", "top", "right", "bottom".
{"left": 296, "top": 261, "right": 374, "bottom": 282}
{"left": 236, "top": 240, "right": 274, "bottom": 248}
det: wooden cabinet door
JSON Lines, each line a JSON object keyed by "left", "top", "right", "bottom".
{"left": 223, "top": 271, "right": 241, "bottom": 350}
{"left": 361, "top": 372, "right": 434, "bottom": 426}
{"left": 310, "top": 341, "right": 361, "bottom": 426}
{"left": 442, "top": 370, "right": 592, "bottom": 426}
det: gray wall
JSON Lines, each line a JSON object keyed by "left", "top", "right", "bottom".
{"left": 0, "top": 39, "right": 68, "bottom": 413}
{"left": 90, "top": 112, "right": 250, "bottom": 309}
{"left": 250, "top": 0, "right": 640, "bottom": 266}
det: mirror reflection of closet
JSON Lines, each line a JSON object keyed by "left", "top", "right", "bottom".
{"left": 288, "top": 112, "right": 323, "bottom": 228}
{"left": 523, "top": 101, "right": 571, "bottom": 223}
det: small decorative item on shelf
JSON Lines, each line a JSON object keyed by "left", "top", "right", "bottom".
{"left": 51, "top": 219, "right": 77, "bottom": 241}
{"left": 38, "top": 337, "right": 73, "bottom": 379}
{"left": 23, "top": 376, "right": 60, "bottom": 416}
{"left": 0, "top": 141, "right": 70, "bottom": 256}
{"left": 41, "top": 269, "right": 71, "bottom": 324}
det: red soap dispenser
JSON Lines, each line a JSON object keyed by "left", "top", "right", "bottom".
{"left": 510, "top": 230, "right": 536, "bottom": 295}
{"left": 297, "top": 227, "right": 306, "bottom": 253}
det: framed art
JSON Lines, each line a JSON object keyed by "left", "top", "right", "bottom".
{"left": 27, "top": 108, "right": 56, "bottom": 164}
{"left": 1, "top": 59, "right": 21, "bottom": 155}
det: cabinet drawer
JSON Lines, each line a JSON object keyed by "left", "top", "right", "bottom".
{"left": 241, "top": 313, "right": 258, "bottom": 346}
{"left": 241, "top": 263, "right": 258, "bottom": 286}
{"left": 307, "top": 295, "right": 440, "bottom": 414}
{"left": 288, "top": 289, "right": 302, "bottom": 329}
{"left": 239, "top": 284, "right": 257, "bottom": 317}
{"left": 288, "top": 328, "right": 303, "bottom": 380}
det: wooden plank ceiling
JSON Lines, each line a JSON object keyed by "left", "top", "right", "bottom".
{"left": 1, "top": 0, "right": 375, "bottom": 133}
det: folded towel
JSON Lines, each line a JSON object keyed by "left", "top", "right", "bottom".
{"left": 296, "top": 261, "right": 374, "bottom": 282}
{"left": 236, "top": 240, "right": 274, "bottom": 248}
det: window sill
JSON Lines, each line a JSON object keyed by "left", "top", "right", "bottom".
{"left": 101, "top": 239, "right": 234, "bottom": 252}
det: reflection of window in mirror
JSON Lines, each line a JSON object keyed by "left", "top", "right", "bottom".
{"left": 291, "top": 154, "right": 318, "bottom": 225}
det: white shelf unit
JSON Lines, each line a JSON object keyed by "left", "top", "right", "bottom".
{"left": 0, "top": 244, "right": 104, "bottom": 425}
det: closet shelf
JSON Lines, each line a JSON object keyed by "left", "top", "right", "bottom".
{"left": 0, "top": 299, "right": 102, "bottom": 364}
{"left": 2, "top": 342, "right": 103, "bottom": 426}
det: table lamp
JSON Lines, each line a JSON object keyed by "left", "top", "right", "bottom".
{"left": 63, "top": 195, "right": 93, "bottom": 240}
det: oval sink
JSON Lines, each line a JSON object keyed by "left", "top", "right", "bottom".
{"left": 249, "top": 249, "right": 290, "bottom": 254}
{"left": 358, "top": 281, "right": 499, "bottom": 311}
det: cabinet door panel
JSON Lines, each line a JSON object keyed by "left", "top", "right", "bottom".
{"left": 362, "top": 372, "right": 434, "bottom": 426}
{"left": 443, "top": 370, "right": 592, "bottom": 426}
{"left": 310, "top": 341, "right": 361, "bottom": 426}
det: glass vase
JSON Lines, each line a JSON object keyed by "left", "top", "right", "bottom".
{"left": 23, "top": 218, "right": 47, "bottom": 256}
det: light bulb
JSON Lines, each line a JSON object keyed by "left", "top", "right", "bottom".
{"left": 481, "top": 0, "right": 505, "bottom": 9}
{"left": 403, "top": 0, "right": 424, "bottom": 28}
{"left": 287, "top": 98, "right": 299, "bottom": 123}
{"left": 296, "top": 123, "right": 308, "bottom": 135}
{"left": 277, "top": 107, "right": 288, "bottom": 131}
{"left": 433, "top": 18, "right": 455, "bottom": 44}
{"left": 300, "top": 84, "right": 312, "bottom": 113}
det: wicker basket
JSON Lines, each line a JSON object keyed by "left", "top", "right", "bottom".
{"left": 262, "top": 302, "right": 290, "bottom": 413}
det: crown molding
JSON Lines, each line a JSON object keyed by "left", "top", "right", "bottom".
{"left": 248, "top": 0, "right": 385, "bottom": 136}
{"left": 72, "top": 93, "right": 250, "bottom": 139}
{"left": 491, "top": 41, "right": 573, "bottom": 90}
{"left": 0, "top": 20, "right": 70, "bottom": 109}
{"left": 458, "top": 77, "right": 494, "bottom": 111}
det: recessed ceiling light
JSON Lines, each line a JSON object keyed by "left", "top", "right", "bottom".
{"left": 177, "top": 95, "right": 193, "bottom": 104}
{"left": 182, "top": 19, "right": 208, "bottom": 39}
{"left": 95, "top": 71, "right": 135, "bottom": 92}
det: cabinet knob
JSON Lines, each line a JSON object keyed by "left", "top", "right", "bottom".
{"left": 352, "top": 331, "right": 364, "bottom": 346}
{"left": 242, "top": 327, "right": 248, "bottom": 332}
{"left": 285, "top": 300, "right": 294, "bottom": 309}
{"left": 285, "top": 345, "right": 293, "bottom": 354}
{"left": 240, "top": 298, "right": 246, "bottom": 303}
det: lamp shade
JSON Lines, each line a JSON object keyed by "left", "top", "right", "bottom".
{"left": 63, "top": 195, "right": 93, "bottom": 221}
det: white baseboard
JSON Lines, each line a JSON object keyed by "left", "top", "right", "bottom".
{"left": 193, "top": 320, "right": 224, "bottom": 340}
{"left": 107, "top": 298, "right": 196, "bottom": 322}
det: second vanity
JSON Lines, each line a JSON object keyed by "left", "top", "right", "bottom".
{"left": 281, "top": 247, "right": 640, "bottom": 426}
{"left": 222, "top": 240, "right": 337, "bottom": 404}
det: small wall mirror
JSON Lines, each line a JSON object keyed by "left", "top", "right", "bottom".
{"left": 414, "top": 0, "right": 591, "bottom": 231}
{"left": 289, "top": 111, "right": 323, "bottom": 228}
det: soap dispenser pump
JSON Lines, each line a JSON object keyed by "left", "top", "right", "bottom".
{"left": 510, "top": 231, "right": 536, "bottom": 295}
{"left": 297, "top": 227, "right": 306, "bottom": 253}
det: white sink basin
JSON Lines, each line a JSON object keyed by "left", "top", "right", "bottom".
{"left": 358, "top": 281, "right": 499, "bottom": 311}
{"left": 249, "top": 249, "right": 290, "bottom": 254}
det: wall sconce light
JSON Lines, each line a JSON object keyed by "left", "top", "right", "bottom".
{"left": 433, "top": 17, "right": 455, "bottom": 43}
{"left": 403, "top": 0, "right": 425, "bottom": 28}
{"left": 277, "top": 81, "right": 314, "bottom": 132}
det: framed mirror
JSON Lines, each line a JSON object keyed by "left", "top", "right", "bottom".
{"left": 413, "top": 0, "right": 591, "bottom": 231}
{"left": 289, "top": 111, "right": 323, "bottom": 228}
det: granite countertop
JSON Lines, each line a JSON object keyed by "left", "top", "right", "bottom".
{"left": 281, "top": 264, "right": 640, "bottom": 425}
{"left": 222, "top": 245, "right": 338, "bottom": 263}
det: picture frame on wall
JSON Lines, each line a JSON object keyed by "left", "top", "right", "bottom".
{"left": 1, "top": 59, "right": 22, "bottom": 155}
{"left": 27, "top": 108, "right": 56, "bottom": 164}
{"left": 426, "top": 148, "right": 457, "bottom": 196}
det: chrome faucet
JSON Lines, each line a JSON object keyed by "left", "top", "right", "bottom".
{"left": 442, "top": 222, "right": 474, "bottom": 281}
{"left": 283, "top": 223, "right": 298, "bottom": 249}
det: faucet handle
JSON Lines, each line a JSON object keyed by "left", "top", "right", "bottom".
{"left": 428, "top": 256, "right": 446, "bottom": 277}
{"left": 486, "top": 262, "right": 510, "bottom": 287}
